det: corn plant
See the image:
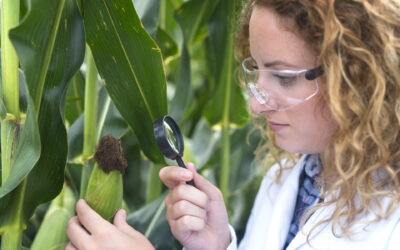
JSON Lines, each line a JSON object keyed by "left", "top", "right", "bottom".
{"left": 0, "top": 0, "right": 265, "bottom": 249}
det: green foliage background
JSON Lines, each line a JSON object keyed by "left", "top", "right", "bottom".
{"left": 0, "top": 0, "right": 267, "bottom": 249}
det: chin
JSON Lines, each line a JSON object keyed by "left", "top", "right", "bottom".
{"left": 275, "top": 136, "right": 321, "bottom": 155}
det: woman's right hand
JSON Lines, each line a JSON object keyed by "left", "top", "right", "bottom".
{"left": 159, "top": 162, "right": 231, "bottom": 250}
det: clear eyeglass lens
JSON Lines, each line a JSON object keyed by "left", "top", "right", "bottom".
{"left": 242, "top": 57, "right": 318, "bottom": 110}
{"left": 247, "top": 83, "right": 268, "bottom": 104}
{"left": 163, "top": 121, "right": 179, "bottom": 153}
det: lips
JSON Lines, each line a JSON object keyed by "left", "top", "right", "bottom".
{"left": 268, "top": 121, "right": 289, "bottom": 132}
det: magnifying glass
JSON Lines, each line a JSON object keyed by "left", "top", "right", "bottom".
{"left": 153, "top": 115, "right": 195, "bottom": 186}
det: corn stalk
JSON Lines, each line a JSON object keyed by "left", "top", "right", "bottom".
{"left": 0, "top": 0, "right": 22, "bottom": 248}
{"left": 1, "top": 0, "right": 20, "bottom": 185}
{"left": 80, "top": 47, "right": 98, "bottom": 198}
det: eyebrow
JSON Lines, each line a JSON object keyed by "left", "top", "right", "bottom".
{"left": 263, "top": 60, "right": 300, "bottom": 68}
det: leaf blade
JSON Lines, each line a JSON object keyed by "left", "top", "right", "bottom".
{"left": 84, "top": 0, "right": 168, "bottom": 164}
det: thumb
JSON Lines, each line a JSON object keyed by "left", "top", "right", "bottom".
{"left": 186, "top": 162, "right": 223, "bottom": 201}
{"left": 113, "top": 209, "right": 136, "bottom": 236}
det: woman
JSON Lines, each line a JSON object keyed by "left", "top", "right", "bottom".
{"left": 66, "top": 0, "right": 400, "bottom": 249}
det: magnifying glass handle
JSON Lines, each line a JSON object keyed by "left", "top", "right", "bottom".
{"left": 176, "top": 157, "right": 195, "bottom": 187}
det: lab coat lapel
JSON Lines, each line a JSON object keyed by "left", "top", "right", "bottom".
{"left": 242, "top": 156, "right": 305, "bottom": 250}
{"left": 264, "top": 157, "right": 305, "bottom": 249}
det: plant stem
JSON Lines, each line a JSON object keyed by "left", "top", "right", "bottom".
{"left": 81, "top": 46, "right": 98, "bottom": 198}
{"left": 0, "top": 2, "right": 25, "bottom": 249}
{"left": 146, "top": 163, "right": 162, "bottom": 204}
{"left": 96, "top": 95, "right": 111, "bottom": 142}
{"left": 83, "top": 46, "right": 98, "bottom": 158}
{"left": 79, "top": 163, "right": 90, "bottom": 199}
{"left": 1, "top": 0, "right": 20, "bottom": 118}
{"left": 0, "top": 179, "right": 27, "bottom": 250}
{"left": 1, "top": 229, "right": 23, "bottom": 250}
{"left": 1, "top": 0, "right": 20, "bottom": 186}
{"left": 220, "top": 125, "right": 230, "bottom": 204}
{"left": 219, "top": 0, "right": 236, "bottom": 204}
{"left": 158, "top": 0, "right": 166, "bottom": 30}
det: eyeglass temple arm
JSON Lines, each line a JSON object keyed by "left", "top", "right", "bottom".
{"left": 305, "top": 66, "right": 324, "bottom": 80}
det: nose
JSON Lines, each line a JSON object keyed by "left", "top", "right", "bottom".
{"left": 250, "top": 96, "right": 276, "bottom": 114}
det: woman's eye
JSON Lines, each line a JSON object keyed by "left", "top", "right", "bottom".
{"left": 251, "top": 64, "right": 259, "bottom": 70}
{"left": 273, "top": 74, "right": 296, "bottom": 86}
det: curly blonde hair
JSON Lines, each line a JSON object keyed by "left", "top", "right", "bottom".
{"left": 237, "top": 0, "right": 400, "bottom": 238}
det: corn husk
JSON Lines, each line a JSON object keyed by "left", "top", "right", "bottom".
{"left": 31, "top": 185, "right": 76, "bottom": 250}
{"left": 84, "top": 163, "right": 123, "bottom": 220}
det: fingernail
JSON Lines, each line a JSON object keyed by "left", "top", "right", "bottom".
{"left": 205, "top": 202, "right": 210, "bottom": 212}
{"left": 120, "top": 209, "right": 126, "bottom": 219}
{"left": 77, "top": 199, "right": 85, "bottom": 207}
{"left": 181, "top": 170, "right": 191, "bottom": 179}
{"left": 187, "top": 162, "right": 195, "bottom": 170}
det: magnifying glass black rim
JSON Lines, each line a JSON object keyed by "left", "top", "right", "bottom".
{"left": 153, "top": 115, "right": 184, "bottom": 160}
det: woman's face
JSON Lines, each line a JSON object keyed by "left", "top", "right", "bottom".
{"left": 249, "top": 6, "right": 336, "bottom": 154}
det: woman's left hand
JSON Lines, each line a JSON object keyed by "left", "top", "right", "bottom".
{"left": 66, "top": 199, "right": 155, "bottom": 250}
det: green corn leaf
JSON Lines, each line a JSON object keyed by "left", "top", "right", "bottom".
{"left": 155, "top": 27, "right": 178, "bottom": 62}
{"left": 65, "top": 70, "right": 85, "bottom": 125}
{"left": 169, "top": 45, "right": 191, "bottom": 122}
{"left": 0, "top": 82, "right": 40, "bottom": 231}
{"left": 0, "top": 97, "right": 6, "bottom": 120}
{"left": 16, "top": 0, "right": 84, "bottom": 218}
{"left": 83, "top": 0, "right": 168, "bottom": 164}
{"left": 132, "top": 0, "right": 161, "bottom": 37}
{"left": 174, "top": 0, "right": 220, "bottom": 46}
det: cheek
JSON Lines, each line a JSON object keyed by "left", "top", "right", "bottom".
{"left": 293, "top": 103, "right": 336, "bottom": 152}
{"left": 278, "top": 98, "right": 336, "bottom": 154}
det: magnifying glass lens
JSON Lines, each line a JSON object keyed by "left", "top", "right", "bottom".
{"left": 163, "top": 120, "right": 179, "bottom": 154}
{"left": 153, "top": 115, "right": 195, "bottom": 187}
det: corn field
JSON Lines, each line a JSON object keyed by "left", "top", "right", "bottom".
{"left": 0, "top": 0, "right": 266, "bottom": 249}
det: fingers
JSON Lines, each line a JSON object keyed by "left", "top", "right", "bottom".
{"left": 186, "top": 162, "right": 223, "bottom": 201}
{"left": 65, "top": 242, "right": 78, "bottom": 250}
{"left": 113, "top": 209, "right": 137, "bottom": 237}
{"left": 166, "top": 199, "right": 207, "bottom": 222}
{"left": 170, "top": 215, "right": 206, "bottom": 235}
{"left": 168, "top": 183, "right": 209, "bottom": 208}
{"left": 75, "top": 199, "right": 111, "bottom": 233}
{"left": 66, "top": 216, "right": 92, "bottom": 249}
{"left": 159, "top": 166, "right": 193, "bottom": 189}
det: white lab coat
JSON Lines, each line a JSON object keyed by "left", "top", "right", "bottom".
{"left": 227, "top": 155, "right": 400, "bottom": 250}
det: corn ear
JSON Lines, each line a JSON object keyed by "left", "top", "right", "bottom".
{"left": 84, "top": 135, "right": 127, "bottom": 220}
{"left": 85, "top": 163, "right": 123, "bottom": 220}
{"left": 31, "top": 185, "right": 76, "bottom": 250}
